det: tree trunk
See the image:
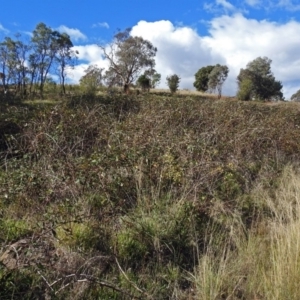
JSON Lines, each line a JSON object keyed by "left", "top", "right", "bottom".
{"left": 123, "top": 83, "right": 129, "bottom": 94}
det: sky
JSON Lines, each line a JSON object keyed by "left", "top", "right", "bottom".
{"left": 1, "top": 0, "right": 300, "bottom": 99}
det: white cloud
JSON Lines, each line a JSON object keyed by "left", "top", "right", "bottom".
{"left": 131, "top": 20, "right": 224, "bottom": 90}
{"left": 130, "top": 16, "right": 300, "bottom": 99}
{"left": 92, "top": 22, "right": 109, "bottom": 29}
{"left": 244, "top": 0, "right": 262, "bottom": 7}
{"left": 204, "top": 0, "right": 237, "bottom": 14}
{"left": 69, "top": 44, "right": 109, "bottom": 82}
{"left": 244, "top": 0, "right": 300, "bottom": 11}
{"left": 72, "top": 44, "right": 105, "bottom": 63}
{"left": 216, "top": 0, "right": 235, "bottom": 11}
{"left": 57, "top": 25, "right": 87, "bottom": 41}
{"left": 23, "top": 31, "right": 33, "bottom": 37}
{"left": 66, "top": 64, "right": 89, "bottom": 84}
{"left": 204, "top": 14, "right": 300, "bottom": 98}
{"left": 0, "top": 23, "right": 9, "bottom": 34}
{"left": 66, "top": 16, "right": 300, "bottom": 99}
{"left": 278, "top": 0, "right": 300, "bottom": 11}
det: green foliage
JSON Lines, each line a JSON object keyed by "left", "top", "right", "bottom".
{"left": 0, "top": 219, "right": 31, "bottom": 242}
{"left": 150, "top": 71, "right": 161, "bottom": 88}
{"left": 0, "top": 37, "right": 29, "bottom": 97}
{"left": 116, "top": 227, "right": 148, "bottom": 265}
{"left": 115, "top": 197, "right": 195, "bottom": 269}
{"left": 79, "top": 64, "right": 103, "bottom": 94}
{"left": 101, "top": 28, "right": 157, "bottom": 88}
{"left": 194, "top": 65, "right": 215, "bottom": 92}
{"left": 0, "top": 23, "right": 77, "bottom": 99}
{"left": 208, "top": 64, "right": 229, "bottom": 98}
{"left": 237, "top": 78, "right": 253, "bottom": 100}
{"left": 54, "top": 32, "right": 77, "bottom": 94}
{"left": 143, "top": 69, "right": 161, "bottom": 88}
{"left": 31, "top": 23, "right": 58, "bottom": 96}
{"left": 237, "top": 56, "right": 283, "bottom": 101}
{"left": 166, "top": 74, "right": 180, "bottom": 93}
{"left": 136, "top": 74, "right": 151, "bottom": 92}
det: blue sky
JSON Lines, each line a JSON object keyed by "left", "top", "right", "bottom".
{"left": 1, "top": 0, "right": 300, "bottom": 98}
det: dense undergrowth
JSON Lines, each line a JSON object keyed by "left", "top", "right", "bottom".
{"left": 1, "top": 92, "right": 300, "bottom": 299}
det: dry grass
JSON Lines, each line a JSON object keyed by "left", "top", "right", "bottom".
{"left": 190, "top": 165, "right": 300, "bottom": 299}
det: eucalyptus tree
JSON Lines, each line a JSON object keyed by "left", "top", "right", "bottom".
{"left": 3, "top": 37, "right": 20, "bottom": 86}
{"left": 99, "top": 28, "right": 157, "bottom": 93}
{"left": 0, "top": 38, "right": 10, "bottom": 90}
{"left": 136, "top": 74, "right": 151, "bottom": 92}
{"left": 144, "top": 68, "right": 161, "bottom": 88}
{"left": 14, "top": 38, "right": 30, "bottom": 95}
{"left": 28, "top": 53, "right": 39, "bottom": 95}
{"left": 237, "top": 56, "right": 283, "bottom": 101}
{"left": 30, "top": 22, "right": 59, "bottom": 96}
{"left": 207, "top": 64, "right": 229, "bottom": 99}
{"left": 54, "top": 32, "right": 78, "bottom": 94}
{"left": 2, "top": 35, "right": 30, "bottom": 95}
{"left": 103, "top": 67, "right": 123, "bottom": 88}
{"left": 194, "top": 65, "right": 215, "bottom": 92}
{"left": 79, "top": 65, "right": 104, "bottom": 94}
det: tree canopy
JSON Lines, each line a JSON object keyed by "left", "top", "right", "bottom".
{"left": 136, "top": 69, "right": 161, "bottom": 91}
{"left": 237, "top": 56, "right": 283, "bottom": 101}
{"left": 54, "top": 32, "right": 77, "bottom": 94}
{"left": 166, "top": 74, "right": 180, "bottom": 93}
{"left": 208, "top": 64, "right": 229, "bottom": 98}
{"left": 79, "top": 65, "right": 104, "bottom": 94}
{"left": 0, "top": 22, "right": 77, "bottom": 97}
{"left": 144, "top": 69, "right": 161, "bottom": 88}
{"left": 99, "top": 28, "right": 157, "bottom": 92}
{"left": 193, "top": 65, "right": 215, "bottom": 92}
{"left": 136, "top": 74, "right": 151, "bottom": 92}
{"left": 0, "top": 23, "right": 294, "bottom": 101}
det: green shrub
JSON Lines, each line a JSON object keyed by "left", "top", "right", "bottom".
{"left": 0, "top": 219, "right": 31, "bottom": 242}
{"left": 237, "top": 78, "right": 253, "bottom": 100}
{"left": 166, "top": 74, "right": 180, "bottom": 93}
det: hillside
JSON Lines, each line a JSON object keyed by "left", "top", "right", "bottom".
{"left": 1, "top": 93, "right": 300, "bottom": 299}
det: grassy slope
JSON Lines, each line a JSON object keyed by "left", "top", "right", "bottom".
{"left": 1, "top": 93, "right": 300, "bottom": 299}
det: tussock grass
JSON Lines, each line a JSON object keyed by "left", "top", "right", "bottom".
{"left": 190, "top": 165, "right": 300, "bottom": 299}
{"left": 258, "top": 166, "right": 300, "bottom": 299}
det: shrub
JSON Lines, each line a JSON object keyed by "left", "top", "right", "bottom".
{"left": 194, "top": 65, "right": 215, "bottom": 92}
{"left": 136, "top": 74, "right": 151, "bottom": 92}
{"left": 166, "top": 74, "right": 180, "bottom": 93}
{"left": 237, "top": 78, "right": 253, "bottom": 100}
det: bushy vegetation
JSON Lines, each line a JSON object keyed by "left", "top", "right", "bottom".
{"left": 237, "top": 56, "right": 283, "bottom": 101}
{"left": 1, "top": 91, "right": 300, "bottom": 299}
{"left": 194, "top": 64, "right": 229, "bottom": 99}
{"left": 136, "top": 74, "right": 151, "bottom": 92}
{"left": 166, "top": 74, "right": 180, "bottom": 93}
{"left": 193, "top": 65, "right": 215, "bottom": 92}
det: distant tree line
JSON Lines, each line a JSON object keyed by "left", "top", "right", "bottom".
{"left": 193, "top": 57, "right": 285, "bottom": 101}
{"left": 0, "top": 22, "right": 77, "bottom": 97}
{"left": 171, "top": 57, "right": 286, "bottom": 100}
{"left": 1, "top": 23, "right": 297, "bottom": 101}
